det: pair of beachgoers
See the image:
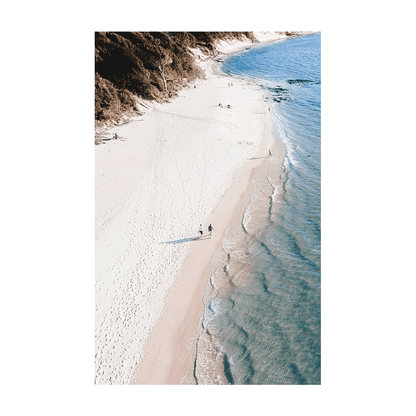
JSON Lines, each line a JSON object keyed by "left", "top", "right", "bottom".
{"left": 198, "top": 224, "right": 214, "bottom": 237}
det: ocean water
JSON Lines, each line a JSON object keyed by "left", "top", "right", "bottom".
{"left": 193, "top": 33, "right": 321, "bottom": 385}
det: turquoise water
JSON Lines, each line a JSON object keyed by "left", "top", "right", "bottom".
{"left": 195, "top": 34, "right": 321, "bottom": 384}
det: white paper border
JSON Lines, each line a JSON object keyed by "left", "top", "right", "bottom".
{"left": 80, "top": 15, "right": 338, "bottom": 402}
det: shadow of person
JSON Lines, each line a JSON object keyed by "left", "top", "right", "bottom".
{"left": 160, "top": 235, "right": 209, "bottom": 245}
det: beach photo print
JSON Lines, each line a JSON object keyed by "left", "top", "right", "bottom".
{"left": 80, "top": 15, "right": 338, "bottom": 402}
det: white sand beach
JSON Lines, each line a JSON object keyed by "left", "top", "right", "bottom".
{"left": 95, "top": 33, "right": 285, "bottom": 384}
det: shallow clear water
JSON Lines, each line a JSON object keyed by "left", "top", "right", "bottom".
{"left": 194, "top": 34, "right": 321, "bottom": 385}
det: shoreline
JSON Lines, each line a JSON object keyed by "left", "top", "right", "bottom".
{"left": 95, "top": 33, "right": 290, "bottom": 385}
{"left": 131, "top": 58, "right": 278, "bottom": 385}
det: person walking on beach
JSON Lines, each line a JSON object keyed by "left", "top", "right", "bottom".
{"left": 269, "top": 149, "right": 272, "bottom": 157}
{"left": 208, "top": 224, "right": 215, "bottom": 237}
{"left": 198, "top": 224, "right": 203, "bottom": 237}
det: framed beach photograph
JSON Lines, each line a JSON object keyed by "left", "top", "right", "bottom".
{"left": 5, "top": 3, "right": 415, "bottom": 416}
{"left": 80, "top": 15, "right": 338, "bottom": 403}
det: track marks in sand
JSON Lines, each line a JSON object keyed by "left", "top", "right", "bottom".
{"left": 95, "top": 76, "right": 269, "bottom": 384}
{"left": 154, "top": 107, "right": 260, "bottom": 136}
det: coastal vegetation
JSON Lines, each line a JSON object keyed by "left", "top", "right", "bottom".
{"left": 95, "top": 32, "right": 256, "bottom": 123}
